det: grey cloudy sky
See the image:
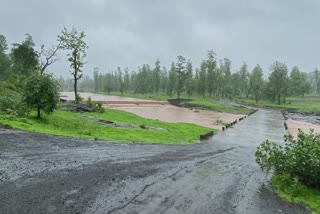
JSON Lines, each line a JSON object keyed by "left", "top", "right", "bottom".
{"left": 1, "top": 0, "right": 319, "bottom": 78}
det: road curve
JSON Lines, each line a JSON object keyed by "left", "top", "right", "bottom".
{"left": 0, "top": 109, "right": 308, "bottom": 214}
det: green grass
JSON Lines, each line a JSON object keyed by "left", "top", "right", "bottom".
{"left": 272, "top": 174, "right": 320, "bottom": 214}
{"left": 0, "top": 109, "right": 214, "bottom": 144}
{"left": 235, "top": 95, "right": 320, "bottom": 114}
{"left": 184, "top": 100, "right": 253, "bottom": 114}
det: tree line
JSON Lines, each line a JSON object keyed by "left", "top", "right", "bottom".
{"left": 61, "top": 50, "right": 317, "bottom": 105}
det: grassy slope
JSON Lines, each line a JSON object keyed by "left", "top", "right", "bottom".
{"left": 272, "top": 175, "right": 320, "bottom": 214}
{"left": 0, "top": 109, "right": 213, "bottom": 144}
{"left": 184, "top": 100, "right": 252, "bottom": 114}
{"left": 236, "top": 95, "right": 320, "bottom": 114}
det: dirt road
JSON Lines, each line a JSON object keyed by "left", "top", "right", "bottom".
{"left": 0, "top": 109, "right": 308, "bottom": 214}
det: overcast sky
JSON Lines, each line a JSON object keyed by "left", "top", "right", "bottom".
{"left": 1, "top": 0, "right": 320, "bottom": 78}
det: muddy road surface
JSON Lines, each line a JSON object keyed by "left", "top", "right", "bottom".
{"left": 0, "top": 109, "right": 308, "bottom": 214}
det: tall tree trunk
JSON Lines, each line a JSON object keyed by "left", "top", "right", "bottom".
{"left": 74, "top": 75, "right": 78, "bottom": 103}
{"left": 37, "top": 107, "right": 41, "bottom": 119}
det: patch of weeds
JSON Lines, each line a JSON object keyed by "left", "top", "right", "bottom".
{"left": 18, "top": 118, "right": 33, "bottom": 125}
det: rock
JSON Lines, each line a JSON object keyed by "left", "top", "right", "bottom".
{"left": 200, "top": 131, "right": 214, "bottom": 140}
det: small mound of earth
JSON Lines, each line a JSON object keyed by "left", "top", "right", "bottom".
{"left": 59, "top": 103, "right": 94, "bottom": 113}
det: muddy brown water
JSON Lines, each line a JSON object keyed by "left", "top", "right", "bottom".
{"left": 60, "top": 92, "right": 245, "bottom": 130}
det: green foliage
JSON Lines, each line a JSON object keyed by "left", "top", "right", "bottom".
{"left": 175, "top": 55, "right": 187, "bottom": 101}
{"left": 249, "top": 64, "right": 264, "bottom": 104}
{"left": 290, "top": 66, "right": 311, "bottom": 97}
{"left": 167, "top": 62, "right": 177, "bottom": 97}
{"left": 0, "top": 91, "right": 29, "bottom": 116}
{"left": 58, "top": 27, "right": 88, "bottom": 103}
{"left": 198, "top": 61, "right": 207, "bottom": 98}
{"left": 206, "top": 50, "right": 217, "bottom": 97}
{"left": 272, "top": 174, "right": 320, "bottom": 214}
{"left": 23, "top": 73, "right": 59, "bottom": 118}
{"left": 0, "top": 34, "right": 10, "bottom": 80}
{"left": 256, "top": 130, "right": 320, "bottom": 188}
{"left": 93, "top": 102, "right": 105, "bottom": 113}
{"left": 10, "top": 34, "right": 39, "bottom": 75}
{"left": 265, "top": 61, "right": 289, "bottom": 105}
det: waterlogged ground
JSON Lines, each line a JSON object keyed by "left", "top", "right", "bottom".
{"left": 0, "top": 109, "right": 309, "bottom": 213}
{"left": 285, "top": 112, "right": 320, "bottom": 137}
{"left": 60, "top": 92, "right": 245, "bottom": 130}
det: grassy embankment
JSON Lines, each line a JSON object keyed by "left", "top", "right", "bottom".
{"left": 183, "top": 100, "right": 252, "bottom": 114}
{"left": 0, "top": 109, "right": 213, "bottom": 144}
{"left": 272, "top": 175, "right": 320, "bottom": 214}
{"left": 235, "top": 95, "right": 320, "bottom": 114}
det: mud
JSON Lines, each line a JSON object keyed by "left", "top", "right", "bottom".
{"left": 0, "top": 109, "right": 309, "bottom": 214}
{"left": 60, "top": 92, "right": 246, "bottom": 130}
{"left": 284, "top": 112, "right": 320, "bottom": 138}
{"left": 113, "top": 105, "right": 245, "bottom": 130}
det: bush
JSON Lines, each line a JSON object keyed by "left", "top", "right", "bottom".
{"left": 94, "top": 102, "right": 105, "bottom": 113}
{"left": 0, "top": 92, "right": 29, "bottom": 116}
{"left": 255, "top": 129, "right": 320, "bottom": 188}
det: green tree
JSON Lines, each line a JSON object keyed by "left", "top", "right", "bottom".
{"left": 185, "top": 60, "right": 194, "bottom": 97}
{"left": 199, "top": 61, "right": 207, "bottom": 98}
{"left": 175, "top": 55, "right": 187, "bottom": 101}
{"left": 118, "top": 67, "right": 124, "bottom": 95}
{"left": 206, "top": 50, "right": 217, "bottom": 97}
{"left": 312, "top": 69, "right": 320, "bottom": 94}
{"left": 267, "top": 61, "right": 289, "bottom": 105}
{"left": 10, "top": 34, "right": 39, "bottom": 76}
{"left": 220, "top": 58, "right": 232, "bottom": 98}
{"left": 239, "top": 62, "right": 250, "bottom": 97}
{"left": 124, "top": 67, "right": 130, "bottom": 93}
{"left": 231, "top": 72, "right": 241, "bottom": 97}
{"left": 0, "top": 34, "right": 10, "bottom": 80}
{"left": 160, "top": 67, "right": 168, "bottom": 93}
{"left": 289, "top": 66, "right": 311, "bottom": 97}
{"left": 167, "top": 62, "right": 176, "bottom": 97}
{"left": 58, "top": 27, "right": 88, "bottom": 103}
{"left": 153, "top": 58, "right": 161, "bottom": 95}
{"left": 93, "top": 67, "right": 99, "bottom": 92}
{"left": 250, "top": 64, "right": 264, "bottom": 104}
{"left": 23, "top": 73, "right": 59, "bottom": 118}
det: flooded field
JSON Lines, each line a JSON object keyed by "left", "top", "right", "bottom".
{"left": 61, "top": 92, "right": 320, "bottom": 134}
{"left": 60, "top": 92, "right": 245, "bottom": 130}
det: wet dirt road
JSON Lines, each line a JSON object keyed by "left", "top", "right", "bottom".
{"left": 0, "top": 109, "right": 308, "bottom": 214}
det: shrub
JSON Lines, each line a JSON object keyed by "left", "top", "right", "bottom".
{"left": 87, "top": 96, "right": 93, "bottom": 108}
{"left": 0, "top": 92, "right": 29, "bottom": 116}
{"left": 93, "top": 102, "right": 105, "bottom": 113}
{"left": 256, "top": 129, "right": 320, "bottom": 188}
